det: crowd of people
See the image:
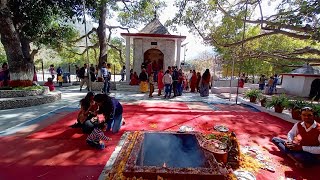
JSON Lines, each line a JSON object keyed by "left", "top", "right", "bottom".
{"left": 258, "top": 74, "right": 279, "bottom": 95}
{"left": 129, "top": 65, "right": 212, "bottom": 98}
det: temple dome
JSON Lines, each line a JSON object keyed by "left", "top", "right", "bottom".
{"left": 139, "top": 18, "right": 170, "bottom": 35}
{"left": 290, "top": 64, "right": 320, "bottom": 74}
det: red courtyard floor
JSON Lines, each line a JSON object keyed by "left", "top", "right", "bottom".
{"left": 0, "top": 101, "right": 318, "bottom": 180}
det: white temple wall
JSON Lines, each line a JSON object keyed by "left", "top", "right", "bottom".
{"left": 133, "top": 37, "right": 177, "bottom": 74}
{"left": 133, "top": 38, "right": 143, "bottom": 74}
{"left": 164, "top": 40, "right": 176, "bottom": 69}
{"left": 282, "top": 75, "right": 306, "bottom": 96}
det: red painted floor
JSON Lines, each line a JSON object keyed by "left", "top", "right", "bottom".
{"left": 0, "top": 102, "right": 319, "bottom": 180}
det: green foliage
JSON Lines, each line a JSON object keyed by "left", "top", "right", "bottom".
{"left": 37, "top": 22, "right": 79, "bottom": 50}
{"left": 0, "top": 86, "right": 44, "bottom": 91}
{"left": 288, "top": 99, "right": 309, "bottom": 110}
{"left": 265, "top": 94, "right": 290, "bottom": 109}
{"left": 170, "top": 0, "right": 320, "bottom": 78}
{"left": 13, "top": 86, "right": 44, "bottom": 91}
{"left": 259, "top": 95, "right": 267, "bottom": 101}
{"left": 243, "top": 89, "right": 262, "bottom": 99}
{"left": 118, "top": 0, "right": 166, "bottom": 28}
{"left": 312, "top": 104, "right": 320, "bottom": 117}
{"left": 0, "top": 43, "right": 6, "bottom": 65}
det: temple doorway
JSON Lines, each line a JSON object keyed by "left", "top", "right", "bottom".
{"left": 143, "top": 49, "right": 164, "bottom": 73}
{"left": 309, "top": 79, "right": 320, "bottom": 100}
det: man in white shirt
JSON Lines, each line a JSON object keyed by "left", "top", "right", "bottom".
{"left": 272, "top": 107, "right": 320, "bottom": 167}
{"left": 162, "top": 70, "right": 172, "bottom": 99}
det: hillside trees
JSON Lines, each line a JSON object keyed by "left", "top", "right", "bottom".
{"left": 73, "top": 0, "right": 166, "bottom": 68}
{"left": 169, "top": 0, "right": 320, "bottom": 75}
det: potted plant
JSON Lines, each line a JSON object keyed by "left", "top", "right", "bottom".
{"left": 288, "top": 99, "right": 308, "bottom": 120}
{"left": 244, "top": 89, "right": 262, "bottom": 103}
{"left": 259, "top": 96, "right": 267, "bottom": 107}
{"left": 266, "top": 94, "right": 289, "bottom": 113}
{"left": 312, "top": 104, "right": 320, "bottom": 123}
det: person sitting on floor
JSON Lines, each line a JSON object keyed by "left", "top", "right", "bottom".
{"left": 86, "top": 122, "right": 112, "bottom": 149}
{"left": 94, "top": 94, "right": 123, "bottom": 133}
{"left": 71, "top": 92, "right": 98, "bottom": 133}
{"left": 272, "top": 107, "right": 320, "bottom": 168}
{"left": 44, "top": 78, "right": 55, "bottom": 91}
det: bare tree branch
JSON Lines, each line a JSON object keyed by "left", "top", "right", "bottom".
{"left": 121, "top": 0, "right": 130, "bottom": 11}
{"left": 106, "top": 25, "right": 130, "bottom": 33}
{"left": 68, "top": 42, "right": 99, "bottom": 55}
{"left": 216, "top": 2, "right": 314, "bottom": 34}
{"left": 107, "top": 42, "right": 124, "bottom": 65}
{"left": 291, "top": 47, "right": 320, "bottom": 55}
{"left": 71, "top": 28, "right": 97, "bottom": 43}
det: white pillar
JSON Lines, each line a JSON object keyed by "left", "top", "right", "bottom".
{"left": 125, "top": 36, "right": 130, "bottom": 82}
{"left": 176, "top": 39, "right": 181, "bottom": 69}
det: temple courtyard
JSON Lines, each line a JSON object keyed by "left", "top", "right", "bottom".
{"left": 0, "top": 86, "right": 319, "bottom": 180}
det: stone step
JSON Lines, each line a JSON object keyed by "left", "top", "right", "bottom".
{"left": 0, "top": 92, "right": 61, "bottom": 110}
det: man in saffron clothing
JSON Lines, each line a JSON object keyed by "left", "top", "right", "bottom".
{"left": 272, "top": 107, "right": 320, "bottom": 167}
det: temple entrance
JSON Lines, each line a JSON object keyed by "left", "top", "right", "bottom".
{"left": 143, "top": 49, "right": 164, "bottom": 73}
{"left": 309, "top": 79, "right": 320, "bottom": 100}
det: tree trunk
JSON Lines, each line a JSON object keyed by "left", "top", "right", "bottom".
{"left": 97, "top": 2, "right": 108, "bottom": 69}
{"left": 20, "top": 37, "right": 31, "bottom": 60}
{"left": 0, "top": 1, "right": 33, "bottom": 87}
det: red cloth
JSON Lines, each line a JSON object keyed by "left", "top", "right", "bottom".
{"left": 147, "top": 63, "right": 152, "bottom": 76}
{"left": 44, "top": 82, "right": 55, "bottom": 91}
{"left": 1, "top": 103, "right": 319, "bottom": 180}
{"left": 297, "top": 123, "right": 320, "bottom": 146}
{"left": 129, "top": 74, "right": 139, "bottom": 85}
{"left": 33, "top": 71, "right": 37, "bottom": 82}
{"left": 157, "top": 71, "right": 164, "bottom": 90}
{"left": 238, "top": 79, "right": 244, "bottom": 88}
{"left": 190, "top": 73, "right": 197, "bottom": 92}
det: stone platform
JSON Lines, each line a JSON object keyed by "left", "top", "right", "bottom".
{"left": 0, "top": 87, "right": 61, "bottom": 110}
{"left": 0, "top": 87, "right": 48, "bottom": 98}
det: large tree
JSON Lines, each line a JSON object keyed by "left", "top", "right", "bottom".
{"left": 71, "top": 0, "right": 166, "bottom": 69}
{"left": 0, "top": 0, "right": 82, "bottom": 86}
{"left": 169, "top": 0, "right": 320, "bottom": 63}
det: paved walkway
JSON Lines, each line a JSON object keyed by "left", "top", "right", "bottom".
{"left": 0, "top": 86, "right": 84, "bottom": 133}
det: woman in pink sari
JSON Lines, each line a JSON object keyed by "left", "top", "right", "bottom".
{"left": 157, "top": 69, "right": 164, "bottom": 96}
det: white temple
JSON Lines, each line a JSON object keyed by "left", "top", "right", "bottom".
{"left": 121, "top": 18, "right": 186, "bottom": 81}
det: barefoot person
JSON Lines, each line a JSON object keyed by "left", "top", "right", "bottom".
{"left": 272, "top": 107, "right": 320, "bottom": 167}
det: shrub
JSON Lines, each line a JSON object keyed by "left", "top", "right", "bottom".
{"left": 244, "top": 89, "right": 262, "bottom": 99}
{"left": 288, "top": 99, "right": 309, "bottom": 110}
{"left": 265, "top": 94, "right": 290, "bottom": 109}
